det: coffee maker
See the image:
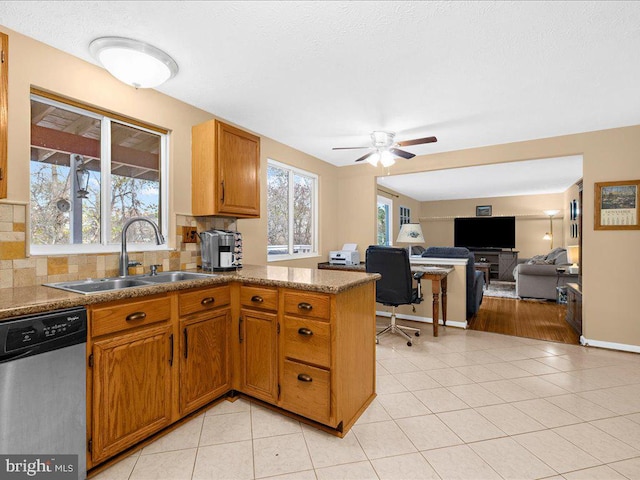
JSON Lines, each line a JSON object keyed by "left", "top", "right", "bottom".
{"left": 200, "top": 229, "right": 240, "bottom": 271}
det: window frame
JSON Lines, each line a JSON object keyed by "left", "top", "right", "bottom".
{"left": 266, "top": 158, "right": 319, "bottom": 262}
{"left": 29, "top": 93, "right": 169, "bottom": 256}
{"left": 377, "top": 195, "right": 393, "bottom": 246}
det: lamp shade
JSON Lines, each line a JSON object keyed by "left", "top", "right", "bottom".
{"left": 397, "top": 223, "right": 424, "bottom": 244}
{"left": 566, "top": 245, "right": 580, "bottom": 265}
{"left": 90, "top": 37, "right": 178, "bottom": 89}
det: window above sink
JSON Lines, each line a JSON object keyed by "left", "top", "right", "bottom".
{"left": 29, "top": 90, "right": 170, "bottom": 256}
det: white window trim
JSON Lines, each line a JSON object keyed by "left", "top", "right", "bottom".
{"left": 377, "top": 195, "right": 393, "bottom": 246}
{"left": 267, "top": 158, "right": 319, "bottom": 262}
{"left": 29, "top": 94, "right": 170, "bottom": 256}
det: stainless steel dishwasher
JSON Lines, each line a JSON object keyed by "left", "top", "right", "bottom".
{"left": 0, "top": 307, "right": 87, "bottom": 480}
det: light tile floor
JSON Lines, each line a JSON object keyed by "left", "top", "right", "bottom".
{"left": 93, "top": 323, "right": 640, "bottom": 480}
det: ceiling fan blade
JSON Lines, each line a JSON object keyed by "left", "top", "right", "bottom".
{"left": 396, "top": 136, "right": 438, "bottom": 147}
{"left": 355, "top": 151, "right": 376, "bottom": 163}
{"left": 390, "top": 148, "right": 415, "bottom": 159}
{"left": 332, "top": 146, "right": 371, "bottom": 150}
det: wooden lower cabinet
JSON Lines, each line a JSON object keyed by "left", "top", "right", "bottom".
{"left": 239, "top": 307, "right": 278, "bottom": 403}
{"left": 179, "top": 308, "right": 231, "bottom": 415}
{"left": 90, "top": 323, "right": 173, "bottom": 464}
{"left": 566, "top": 283, "right": 582, "bottom": 335}
{"left": 277, "top": 284, "right": 376, "bottom": 432}
{"left": 87, "top": 280, "right": 376, "bottom": 468}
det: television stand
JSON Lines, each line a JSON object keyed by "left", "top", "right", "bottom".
{"left": 472, "top": 249, "right": 518, "bottom": 282}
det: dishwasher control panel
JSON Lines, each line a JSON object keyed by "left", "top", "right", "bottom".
{"left": 0, "top": 307, "right": 87, "bottom": 359}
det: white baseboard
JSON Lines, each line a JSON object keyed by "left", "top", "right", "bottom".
{"left": 376, "top": 310, "right": 468, "bottom": 329}
{"left": 580, "top": 336, "right": 640, "bottom": 354}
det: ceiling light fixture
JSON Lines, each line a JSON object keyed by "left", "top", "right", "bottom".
{"left": 380, "top": 150, "right": 395, "bottom": 167}
{"left": 89, "top": 37, "right": 178, "bottom": 89}
{"left": 367, "top": 148, "right": 396, "bottom": 167}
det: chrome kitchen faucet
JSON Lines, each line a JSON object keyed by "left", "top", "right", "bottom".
{"left": 119, "top": 217, "right": 165, "bottom": 276}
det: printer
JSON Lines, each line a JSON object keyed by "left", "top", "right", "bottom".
{"left": 329, "top": 243, "right": 360, "bottom": 265}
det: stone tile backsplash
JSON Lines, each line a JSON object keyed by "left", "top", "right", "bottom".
{"left": 0, "top": 202, "right": 235, "bottom": 289}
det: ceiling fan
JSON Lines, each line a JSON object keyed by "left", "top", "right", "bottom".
{"left": 333, "top": 131, "right": 437, "bottom": 166}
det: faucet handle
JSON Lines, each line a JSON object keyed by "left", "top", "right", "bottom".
{"left": 149, "top": 264, "right": 161, "bottom": 276}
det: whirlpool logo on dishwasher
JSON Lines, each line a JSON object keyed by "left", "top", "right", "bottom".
{"left": 0, "top": 455, "right": 77, "bottom": 479}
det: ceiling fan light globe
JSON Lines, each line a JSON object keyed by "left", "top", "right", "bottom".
{"left": 380, "top": 150, "right": 395, "bottom": 167}
{"left": 367, "top": 152, "right": 381, "bottom": 167}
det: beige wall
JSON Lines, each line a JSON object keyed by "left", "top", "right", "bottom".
{"left": 1, "top": 26, "right": 341, "bottom": 272}
{"left": 419, "top": 192, "right": 567, "bottom": 259}
{"left": 337, "top": 129, "right": 640, "bottom": 348}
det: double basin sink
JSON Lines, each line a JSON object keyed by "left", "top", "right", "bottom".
{"left": 45, "top": 271, "right": 217, "bottom": 295}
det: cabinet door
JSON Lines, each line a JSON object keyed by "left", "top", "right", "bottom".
{"left": 216, "top": 121, "right": 260, "bottom": 217}
{"left": 499, "top": 252, "right": 518, "bottom": 281}
{"left": 180, "top": 309, "right": 231, "bottom": 415}
{"left": 91, "top": 325, "right": 173, "bottom": 463}
{"left": 240, "top": 308, "right": 278, "bottom": 403}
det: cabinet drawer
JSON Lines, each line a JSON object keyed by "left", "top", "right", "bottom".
{"left": 240, "top": 285, "right": 278, "bottom": 311}
{"left": 283, "top": 316, "right": 331, "bottom": 368}
{"left": 281, "top": 359, "right": 330, "bottom": 425}
{"left": 283, "top": 290, "right": 331, "bottom": 320}
{"left": 179, "top": 286, "right": 230, "bottom": 317}
{"left": 91, "top": 297, "right": 171, "bottom": 337}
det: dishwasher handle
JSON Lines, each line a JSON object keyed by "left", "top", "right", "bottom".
{"left": 0, "top": 349, "right": 36, "bottom": 364}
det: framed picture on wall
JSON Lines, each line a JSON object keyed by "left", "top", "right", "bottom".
{"left": 594, "top": 180, "right": 640, "bottom": 230}
{"left": 476, "top": 205, "right": 492, "bottom": 217}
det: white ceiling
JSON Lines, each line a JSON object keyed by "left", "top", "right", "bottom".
{"left": 0, "top": 1, "right": 638, "bottom": 198}
{"left": 377, "top": 156, "right": 583, "bottom": 202}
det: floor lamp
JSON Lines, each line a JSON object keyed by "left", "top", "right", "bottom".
{"left": 542, "top": 210, "right": 559, "bottom": 249}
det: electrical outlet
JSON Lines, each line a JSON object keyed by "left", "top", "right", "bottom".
{"left": 182, "top": 226, "right": 198, "bottom": 243}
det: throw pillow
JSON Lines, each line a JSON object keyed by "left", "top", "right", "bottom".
{"left": 545, "top": 248, "right": 567, "bottom": 265}
{"left": 527, "top": 254, "right": 548, "bottom": 265}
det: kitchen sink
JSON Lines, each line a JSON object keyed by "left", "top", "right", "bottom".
{"left": 141, "top": 271, "right": 215, "bottom": 283}
{"left": 44, "top": 271, "right": 217, "bottom": 295}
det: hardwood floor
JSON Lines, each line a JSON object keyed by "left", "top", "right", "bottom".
{"left": 469, "top": 296, "right": 579, "bottom": 345}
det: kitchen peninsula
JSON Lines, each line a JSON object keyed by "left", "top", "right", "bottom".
{"left": 0, "top": 265, "right": 379, "bottom": 471}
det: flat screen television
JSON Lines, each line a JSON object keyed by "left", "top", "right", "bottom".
{"left": 454, "top": 216, "right": 516, "bottom": 250}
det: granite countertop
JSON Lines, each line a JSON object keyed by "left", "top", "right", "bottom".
{"left": 0, "top": 264, "right": 380, "bottom": 321}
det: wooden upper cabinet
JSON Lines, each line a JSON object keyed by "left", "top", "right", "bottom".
{"left": 192, "top": 119, "right": 260, "bottom": 218}
{"left": 0, "top": 32, "right": 7, "bottom": 199}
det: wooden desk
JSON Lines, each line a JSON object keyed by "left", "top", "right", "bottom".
{"left": 318, "top": 262, "right": 453, "bottom": 337}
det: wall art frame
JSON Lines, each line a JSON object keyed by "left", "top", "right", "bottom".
{"left": 594, "top": 179, "right": 640, "bottom": 230}
{"left": 476, "top": 205, "right": 492, "bottom": 217}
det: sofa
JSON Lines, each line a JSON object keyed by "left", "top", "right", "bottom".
{"left": 513, "top": 248, "right": 573, "bottom": 300}
{"left": 421, "top": 246, "right": 484, "bottom": 319}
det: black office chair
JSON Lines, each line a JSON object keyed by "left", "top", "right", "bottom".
{"left": 366, "top": 245, "right": 423, "bottom": 346}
